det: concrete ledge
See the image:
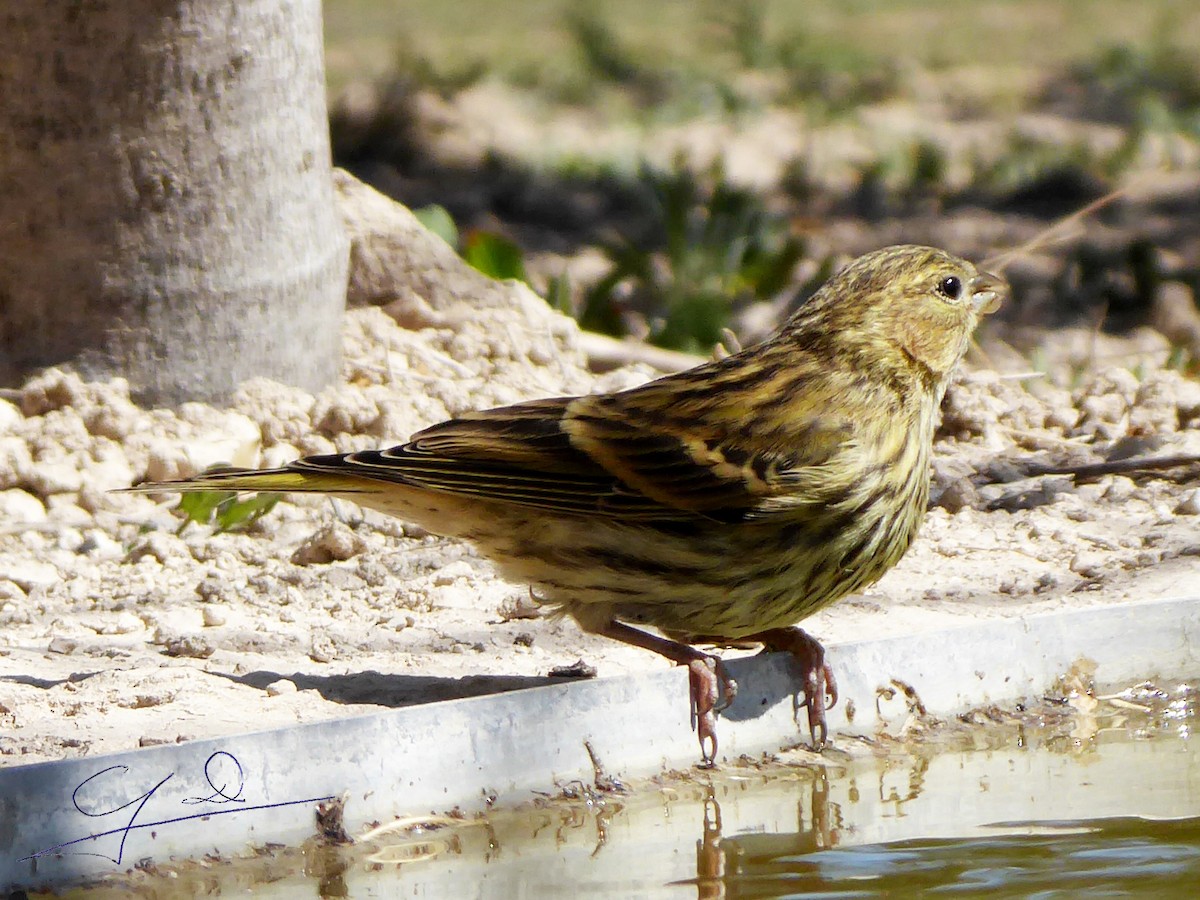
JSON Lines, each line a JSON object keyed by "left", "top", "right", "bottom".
{"left": 2, "top": 595, "right": 1197, "bottom": 891}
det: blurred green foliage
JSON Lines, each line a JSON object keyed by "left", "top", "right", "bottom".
{"left": 1074, "top": 35, "right": 1200, "bottom": 135}
{"left": 415, "top": 204, "right": 531, "bottom": 283}
{"left": 412, "top": 163, "right": 807, "bottom": 354}
{"left": 175, "top": 490, "right": 280, "bottom": 535}
{"left": 580, "top": 161, "right": 805, "bottom": 353}
{"left": 413, "top": 204, "right": 458, "bottom": 246}
{"left": 463, "top": 231, "right": 529, "bottom": 282}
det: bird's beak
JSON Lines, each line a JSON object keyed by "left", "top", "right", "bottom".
{"left": 969, "top": 271, "right": 1004, "bottom": 315}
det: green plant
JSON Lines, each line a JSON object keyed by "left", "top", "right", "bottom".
{"left": 908, "top": 140, "right": 948, "bottom": 199}
{"left": 966, "top": 133, "right": 1110, "bottom": 200}
{"left": 1077, "top": 36, "right": 1200, "bottom": 134}
{"left": 414, "top": 204, "right": 530, "bottom": 283}
{"left": 714, "top": 0, "right": 773, "bottom": 70}
{"left": 413, "top": 204, "right": 458, "bottom": 248}
{"left": 565, "top": 6, "right": 642, "bottom": 86}
{"left": 543, "top": 272, "right": 574, "bottom": 316}
{"left": 775, "top": 32, "right": 900, "bottom": 115}
{"left": 462, "top": 230, "right": 528, "bottom": 282}
{"left": 580, "top": 160, "right": 805, "bottom": 353}
{"left": 175, "top": 487, "right": 280, "bottom": 534}
{"left": 563, "top": 4, "right": 671, "bottom": 106}
{"left": 391, "top": 46, "right": 487, "bottom": 98}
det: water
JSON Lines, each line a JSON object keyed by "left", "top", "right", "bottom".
{"left": 764, "top": 819, "right": 1200, "bottom": 897}
{"left": 68, "top": 680, "right": 1199, "bottom": 898}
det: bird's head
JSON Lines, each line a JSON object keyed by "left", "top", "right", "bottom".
{"left": 790, "top": 245, "right": 1005, "bottom": 384}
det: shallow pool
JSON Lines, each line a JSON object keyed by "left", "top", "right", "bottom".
{"left": 69, "top": 679, "right": 1198, "bottom": 898}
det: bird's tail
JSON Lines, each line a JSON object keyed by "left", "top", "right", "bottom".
{"left": 122, "top": 466, "right": 378, "bottom": 495}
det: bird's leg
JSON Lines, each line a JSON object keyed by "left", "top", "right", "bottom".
{"left": 745, "top": 626, "right": 838, "bottom": 749}
{"left": 592, "top": 620, "right": 737, "bottom": 765}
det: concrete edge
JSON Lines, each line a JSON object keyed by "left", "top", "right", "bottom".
{"left": 2, "top": 594, "right": 1197, "bottom": 890}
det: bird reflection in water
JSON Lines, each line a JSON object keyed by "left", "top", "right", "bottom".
{"left": 681, "top": 769, "right": 841, "bottom": 898}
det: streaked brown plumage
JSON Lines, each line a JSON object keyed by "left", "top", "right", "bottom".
{"left": 130, "top": 245, "right": 1004, "bottom": 762}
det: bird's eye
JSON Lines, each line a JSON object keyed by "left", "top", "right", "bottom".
{"left": 938, "top": 275, "right": 962, "bottom": 300}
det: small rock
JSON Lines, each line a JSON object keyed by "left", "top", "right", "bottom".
{"left": 1034, "top": 572, "right": 1060, "bottom": 593}
{"left": 1174, "top": 378, "right": 1200, "bottom": 427}
{"left": 77, "top": 529, "right": 125, "bottom": 560}
{"left": 549, "top": 659, "right": 597, "bottom": 679}
{"left": 979, "top": 459, "right": 1025, "bottom": 484}
{"left": 323, "top": 567, "right": 367, "bottom": 592}
{"left": 291, "top": 522, "right": 368, "bottom": 565}
{"left": 1069, "top": 551, "right": 1106, "bottom": 578}
{"left": 82, "top": 392, "right": 142, "bottom": 442}
{"left": 45, "top": 496, "right": 91, "bottom": 525}
{"left": 196, "top": 576, "right": 236, "bottom": 604}
{"left": 0, "top": 489, "right": 46, "bottom": 523}
{"left": 1151, "top": 281, "right": 1200, "bottom": 357}
{"left": 1077, "top": 367, "right": 1139, "bottom": 404}
{"left": 93, "top": 612, "right": 143, "bottom": 635}
{"left": 356, "top": 558, "right": 391, "bottom": 587}
{"left": 1075, "top": 394, "right": 1127, "bottom": 438}
{"left": 201, "top": 606, "right": 228, "bottom": 627}
{"left": 0, "top": 399, "right": 21, "bottom": 434}
{"left": 18, "top": 368, "right": 86, "bottom": 415}
{"left": 295, "top": 433, "right": 338, "bottom": 457}
{"left": 433, "top": 560, "right": 474, "bottom": 585}
{"left": 309, "top": 636, "right": 335, "bottom": 663}
{"left": 141, "top": 411, "right": 261, "bottom": 483}
{"left": 0, "top": 436, "right": 33, "bottom": 490}
{"left": 937, "top": 477, "right": 981, "bottom": 513}
{"left": 383, "top": 614, "right": 410, "bottom": 631}
{"left": 1130, "top": 372, "right": 1181, "bottom": 434}
{"left": 311, "top": 387, "right": 380, "bottom": 436}
{"left": 1044, "top": 403, "right": 1079, "bottom": 431}
{"left": 126, "top": 532, "right": 190, "bottom": 565}
{"left": 7, "top": 560, "right": 58, "bottom": 591}
{"left": 22, "top": 457, "right": 84, "bottom": 495}
{"left": 1103, "top": 476, "right": 1137, "bottom": 503}
{"left": 122, "top": 692, "right": 175, "bottom": 709}
{"left": 48, "top": 636, "right": 79, "bottom": 655}
{"left": 498, "top": 593, "right": 542, "bottom": 621}
{"left": 265, "top": 679, "right": 298, "bottom": 697}
{"left": 162, "top": 634, "right": 216, "bottom": 659}
{"left": 260, "top": 442, "right": 302, "bottom": 469}
{"left": 0, "top": 579, "right": 27, "bottom": 602}
{"left": 1175, "top": 489, "right": 1200, "bottom": 516}
{"left": 987, "top": 479, "right": 1068, "bottom": 512}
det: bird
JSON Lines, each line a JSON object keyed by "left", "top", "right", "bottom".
{"left": 128, "top": 245, "right": 1004, "bottom": 764}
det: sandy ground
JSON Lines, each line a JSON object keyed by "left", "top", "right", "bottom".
{"left": 2, "top": 177, "right": 1199, "bottom": 768}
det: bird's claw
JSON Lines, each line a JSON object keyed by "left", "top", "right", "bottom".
{"left": 688, "top": 657, "right": 738, "bottom": 766}
{"left": 752, "top": 627, "right": 837, "bottom": 751}
{"left": 801, "top": 660, "right": 837, "bottom": 749}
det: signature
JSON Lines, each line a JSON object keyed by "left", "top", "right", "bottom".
{"left": 22, "top": 751, "right": 334, "bottom": 866}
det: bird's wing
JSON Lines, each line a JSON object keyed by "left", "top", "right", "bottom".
{"left": 295, "top": 387, "right": 852, "bottom": 524}
{"left": 562, "top": 387, "right": 852, "bottom": 521}
{"left": 294, "top": 397, "right": 677, "bottom": 520}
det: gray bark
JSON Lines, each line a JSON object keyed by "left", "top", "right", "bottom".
{"left": 0, "top": 0, "right": 348, "bottom": 406}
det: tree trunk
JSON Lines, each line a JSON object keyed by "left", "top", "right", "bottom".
{"left": 0, "top": 0, "right": 348, "bottom": 406}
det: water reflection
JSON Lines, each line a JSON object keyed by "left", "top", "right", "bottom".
{"left": 687, "top": 771, "right": 842, "bottom": 899}
{"left": 707, "top": 817, "right": 1200, "bottom": 898}
{"left": 679, "top": 778, "right": 1200, "bottom": 898}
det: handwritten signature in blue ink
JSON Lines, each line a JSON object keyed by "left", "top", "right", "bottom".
{"left": 22, "top": 751, "right": 334, "bottom": 866}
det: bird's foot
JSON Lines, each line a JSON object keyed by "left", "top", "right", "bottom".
{"left": 687, "top": 656, "right": 738, "bottom": 766}
{"left": 749, "top": 627, "right": 837, "bottom": 749}
{"left": 588, "top": 620, "right": 738, "bottom": 766}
